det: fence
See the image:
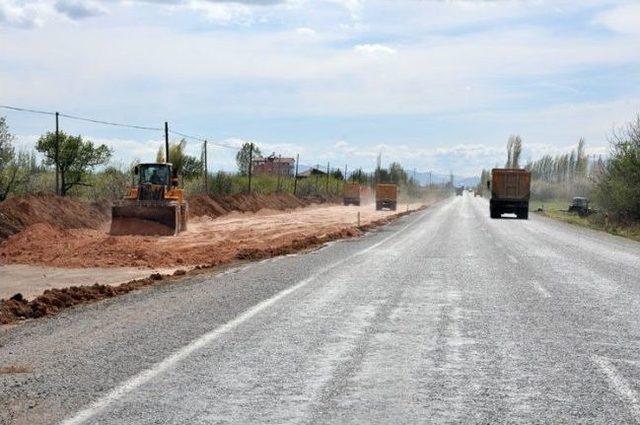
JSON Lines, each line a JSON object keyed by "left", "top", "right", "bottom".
{"left": 0, "top": 104, "right": 447, "bottom": 202}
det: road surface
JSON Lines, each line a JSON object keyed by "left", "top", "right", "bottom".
{"left": 2, "top": 194, "right": 640, "bottom": 424}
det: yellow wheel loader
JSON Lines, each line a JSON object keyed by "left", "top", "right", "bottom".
{"left": 110, "top": 163, "right": 188, "bottom": 236}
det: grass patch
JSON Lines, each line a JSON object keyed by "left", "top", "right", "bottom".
{"left": 531, "top": 199, "right": 640, "bottom": 242}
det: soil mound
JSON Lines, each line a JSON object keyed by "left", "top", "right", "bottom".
{"left": 0, "top": 194, "right": 108, "bottom": 241}
{"left": 188, "top": 193, "right": 315, "bottom": 218}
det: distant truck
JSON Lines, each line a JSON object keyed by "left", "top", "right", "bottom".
{"left": 488, "top": 168, "right": 531, "bottom": 219}
{"left": 455, "top": 186, "right": 464, "bottom": 196}
{"left": 568, "top": 197, "right": 591, "bottom": 217}
{"left": 375, "top": 184, "right": 397, "bottom": 211}
{"left": 342, "top": 183, "right": 362, "bottom": 206}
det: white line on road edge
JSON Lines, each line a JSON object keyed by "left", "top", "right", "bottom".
{"left": 58, "top": 208, "right": 426, "bottom": 425}
{"left": 531, "top": 281, "right": 551, "bottom": 298}
{"left": 592, "top": 355, "right": 640, "bottom": 422}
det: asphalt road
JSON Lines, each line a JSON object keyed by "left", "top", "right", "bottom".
{"left": 2, "top": 194, "right": 640, "bottom": 424}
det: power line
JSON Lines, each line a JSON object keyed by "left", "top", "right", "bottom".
{"left": 168, "top": 129, "right": 241, "bottom": 151}
{"left": 1, "top": 104, "right": 161, "bottom": 131}
{"left": 59, "top": 113, "right": 162, "bottom": 131}
{"left": 0, "top": 105, "right": 55, "bottom": 116}
{"left": 1, "top": 104, "right": 241, "bottom": 151}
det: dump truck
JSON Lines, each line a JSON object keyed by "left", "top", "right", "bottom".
{"left": 343, "top": 183, "right": 362, "bottom": 206}
{"left": 375, "top": 183, "right": 397, "bottom": 211}
{"left": 488, "top": 168, "right": 530, "bottom": 219}
{"left": 110, "top": 162, "right": 188, "bottom": 236}
{"left": 455, "top": 186, "right": 464, "bottom": 196}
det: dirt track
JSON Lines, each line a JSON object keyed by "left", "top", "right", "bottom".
{"left": 0, "top": 204, "right": 422, "bottom": 269}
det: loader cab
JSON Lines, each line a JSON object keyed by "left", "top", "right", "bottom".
{"left": 134, "top": 163, "right": 177, "bottom": 187}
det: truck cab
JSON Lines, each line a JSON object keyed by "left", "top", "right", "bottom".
{"left": 488, "top": 168, "right": 531, "bottom": 219}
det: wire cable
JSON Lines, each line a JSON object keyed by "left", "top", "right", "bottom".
{"left": 0, "top": 105, "right": 56, "bottom": 116}
{"left": 59, "top": 113, "right": 162, "bottom": 131}
{"left": 168, "top": 129, "right": 242, "bottom": 151}
{"left": 1, "top": 104, "right": 300, "bottom": 157}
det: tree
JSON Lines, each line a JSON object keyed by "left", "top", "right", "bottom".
{"left": 349, "top": 168, "right": 368, "bottom": 184}
{"left": 389, "top": 162, "right": 408, "bottom": 185}
{"left": 36, "top": 131, "right": 112, "bottom": 196}
{"left": 236, "top": 142, "right": 261, "bottom": 176}
{"left": 0, "top": 116, "right": 20, "bottom": 201}
{"left": 331, "top": 168, "right": 344, "bottom": 180}
{"left": 156, "top": 138, "right": 202, "bottom": 179}
{"left": 594, "top": 115, "right": 640, "bottom": 220}
{"left": 506, "top": 135, "right": 523, "bottom": 168}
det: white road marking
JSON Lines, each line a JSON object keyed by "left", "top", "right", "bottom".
{"left": 592, "top": 355, "right": 640, "bottom": 422}
{"left": 531, "top": 281, "right": 551, "bottom": 298}
{"left": 59, "top": 207, "right": 426, "bottom": 425}
{"left": 507, "top": 254, "right": 518, "bottom": 264}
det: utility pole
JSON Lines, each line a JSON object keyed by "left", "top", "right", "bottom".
{"left": 276, "top": 154, "right": 282, "bottom": 193}
{"left": 55, "top": 112, "right": 59, "bottom": 196}
{"left": 164, "top": 121, "right": 169, "bottom": 163}
{"left": 326, "top": 162, "right": 330, "bottom": 194}
{"left": 344, "top": 164, "right": 348, "bottom": 182}
{"left": 203, "top": 139, "right": 208, "bottom": 194}
{"left": 247, "top": 143, "right": 254, "bottom": 194}
{"left": 293, "top": 154, "right": 299, "bottom": 196}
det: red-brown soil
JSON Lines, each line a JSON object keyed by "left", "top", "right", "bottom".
{"left": 0, "top": 207, "right": 423, "bottom": 325}
{"left": 0, "top": 204, "right": 421, "bottom": 268}
{"left": 0, "top": 194, "right": 109, "bottom": 241}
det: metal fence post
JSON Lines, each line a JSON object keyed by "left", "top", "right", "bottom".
{"left": 293, "top": 154, "right": 299, "bottom": 196}
{"left": 164, "top": 121, "right": 169, "bottom": 163}
{"left": 203, "top": 139, "right": 208, "bottom": 194}
{"left": 55, "top": 112, "right": 59, "bottom": 196}
{"left": 326, "top": 162, "right": 330, "bottom": 194}
{"left": 247, "top": 143, "right": 253, "bottom": 194}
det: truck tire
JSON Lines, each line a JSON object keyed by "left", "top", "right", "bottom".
{"left": 490, "top": 207, "right": 499, "bottom": 219}
{"left": 520, "top": 208, "right": 529, "bottom": 220}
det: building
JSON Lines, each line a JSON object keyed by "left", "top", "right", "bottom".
{"left": 252, "top": 154, "right": 295, "bottom": 177}
{"left": 297, "top": 167, "right": 326, "bottom": 178}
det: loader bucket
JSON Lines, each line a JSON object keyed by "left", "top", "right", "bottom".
{"left": 110, "top": 201, "right": 181, "bottom": 236}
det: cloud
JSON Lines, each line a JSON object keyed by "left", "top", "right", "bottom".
{"left": 353, "top": 43, "right": 396, "bottom": 55}
{"left": 55, "top": 0, "right": 106, "bottom": 20}
{"left": 593, "top": 2, "right": 640, "bottom": 35}
{"left": 0, "top": 1, "right": 48, "bottom": 28}
{"left": 295, "top": 27, "right": 316, "bottom": 36}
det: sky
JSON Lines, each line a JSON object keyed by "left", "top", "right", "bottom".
{"left": 1, "top": 0, "right": 640, "bottom": 177}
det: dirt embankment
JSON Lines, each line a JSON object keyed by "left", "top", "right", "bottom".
{"left": 0, "top": 192, "right": 426, "bottom": 324}
{"left": 0, "top": 207, "right": 424, "bottom": 325}
{"left": 0, "top": 204, "right": 420, "bottom": 268}
{"left": 0, "top": 194, "right": 109, "bottom": 241}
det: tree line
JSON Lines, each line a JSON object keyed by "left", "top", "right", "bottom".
{"left": 478, "top": 113, "right": 640, "bottom": 221}
{"left": 0, "top": 119, "right": 424, "bottom": 202}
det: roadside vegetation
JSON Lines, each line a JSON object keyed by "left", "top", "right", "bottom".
{"left": 0, "top": 117, "right": 433, "bottom": 206}
{"left": 478, "top": 114, "right": 640, "bottom": 241}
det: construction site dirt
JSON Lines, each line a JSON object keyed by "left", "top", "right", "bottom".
{"left": 0, "top": 193, "right": 428, "bottom": 324}
{"left": 0, "top": 204, "right": 425, "bottom": 325}
{"left": 1, "top": 203, "right": 424, "bottom": 269}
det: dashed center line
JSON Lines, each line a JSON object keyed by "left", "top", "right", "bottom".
{"left": 593, "top": 355, "right": 640, "bottom": 422}
{"left": 531, "top": 281, "right": 551, "bottom": 298}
